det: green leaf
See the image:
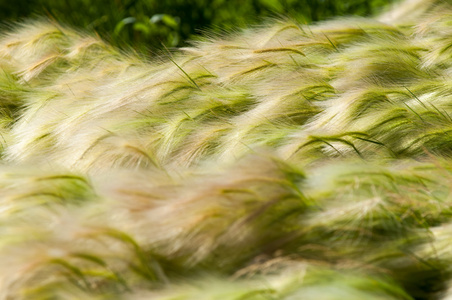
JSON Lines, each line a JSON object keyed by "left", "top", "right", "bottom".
{"left": 133, "top": 22, "right": 151, "bottom": 35}
{"left": 114, "top": 17, "right": 136, "bottom": 36}
{"left": 150, "top": 14, "right": 180, "bottom": 29}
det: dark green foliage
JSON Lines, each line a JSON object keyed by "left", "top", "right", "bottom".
{"left": 0, "top": 0, "right": 398, "bottom": 53}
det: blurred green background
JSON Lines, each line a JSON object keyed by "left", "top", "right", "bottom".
{"left": 0, "top": 0, "right": 399, "bottom": 55}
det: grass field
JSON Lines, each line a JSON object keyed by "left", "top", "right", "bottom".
{"left": 1, "top": 0, "right": 452, "bottom": 299}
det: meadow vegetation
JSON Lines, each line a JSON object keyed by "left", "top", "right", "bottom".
{"left": 2, "top": 0, "right": 452, "bottom": 299}
{"left": 0, "top": 0, "right": 397, "bottom": 52}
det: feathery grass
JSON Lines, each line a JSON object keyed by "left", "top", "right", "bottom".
{"left": 3, "top": 1, "right": 452, "bottom": 299}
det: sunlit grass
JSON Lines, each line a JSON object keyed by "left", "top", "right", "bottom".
{"left": 2, "top": 0, "right": 452, "bottom": 299}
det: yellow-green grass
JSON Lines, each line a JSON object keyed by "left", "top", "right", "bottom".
{"left": 2, "top": 0, "right": 452, "bottom": 299}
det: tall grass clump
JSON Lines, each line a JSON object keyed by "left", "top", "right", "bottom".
{"left": 4, "top": 0, "right": 452, "bottom": 299}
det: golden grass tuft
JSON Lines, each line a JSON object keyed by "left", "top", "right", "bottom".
{"left": 2, "top": 0, "right": 452, "bottom": 299}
